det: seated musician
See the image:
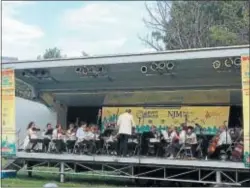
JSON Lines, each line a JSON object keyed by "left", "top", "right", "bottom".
{"left": 76, "top": 123, "right": 94, "bottom": 154}
{"left": 42, "top": 123, "right": 53, "bottom": 152}
{"left": 148, "top": 126, "right": 161, "bottom": 156}
{"left": 90, "top": 125, "right": 103, "bottom": 154}
{"left": 209, "top": 124, "right": 232, "bottom": 159}
{"left": 167, "top": 126, "right": 179, "bottom": 159}
{"left": 168, "top": 125, "right": 187, "bottom": 159}
{"left": 66, "top": 123, "right": 76, "bottom": 138}
{"left": 106, "top": 130, "right": 118, "bottom": 155}
{"left": 186, "top": 126, "right": 198, "bottom": 157}
{"left": 65, "top": 123, "right": 76, "bottom": 152}
{"left": 24, "top": 122, "right": 40, "bottom": 152}
{"left": 217, "top": 125, "right": 232, "bottom": 151}
{"left": 52, "top": 124, "right": 65, "bottom": 153}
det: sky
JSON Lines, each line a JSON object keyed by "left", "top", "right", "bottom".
{"left": 2, "top": 1, "right": 156, "bottom": 60}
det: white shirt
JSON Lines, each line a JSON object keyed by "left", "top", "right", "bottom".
{"left": 76, "top": 128, "right": 88, "bottom": 139}
{"left": 161, "top": 130, "right": 169, "bottom": 140}
{"left": 52, "top": 129, "right": 58, "bottom": 139}
{"left": 28, "top": 129, "right": 38, "bottom": 139}
{"left": 186, "top": 132, "right": 197, "bottom": 144}
{"left": 218, "top": 130, "right": 232, "bottom": 146}
{"left": 117, "top": 112, "right": 135, "bottom": 135}
{"left": 179, "top": 130, "right": 186, "bottom": 144}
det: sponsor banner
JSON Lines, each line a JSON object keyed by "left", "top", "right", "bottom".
{"left": 102, "top": 106, "right": 229, "bottom": 135}
{"left": 103, "top": 90, "right": 230, "bottom": 105}
{"left": 241, "top": 55, "right": 250, "bottom": 167}
{"left": 1, "top": 69, "right": 16, "bottom": 156}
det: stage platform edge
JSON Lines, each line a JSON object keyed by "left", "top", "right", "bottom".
{"left": 16, "top": 152, "right": 247, "bottom": 171}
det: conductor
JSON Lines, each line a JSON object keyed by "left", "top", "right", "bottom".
{"left": 117, "top": 109, "right": 136, "bottom": 157}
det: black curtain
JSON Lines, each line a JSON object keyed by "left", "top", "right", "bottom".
{"left": 67, "top": 107, "right": 100, "bottom": 128}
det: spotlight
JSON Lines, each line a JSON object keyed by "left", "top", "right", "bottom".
{"left": 158, "top": 62, "right": 165, "bottom": 69}
{"left": 150, "top": 62, "right": 158, "bottom": 71}
{"left": 234, "top": 58, "right": 241, "bottom": 67}
{"left": 212, "top": 60, "right": 221, "bottom": 69}
{"left": 166, "top": 62, "right": 175, "bottom": 70}
{"left": 224, "top": 58, "right": 233, "bottom": 68}
{"left": 75, "top": 67, "right": 82, "bottom": 73}
{"left": 141, "top": 66, "right": 148, "bottom": 74}
{"left": 81, "top": 67, "right": 88, "bottom": 75}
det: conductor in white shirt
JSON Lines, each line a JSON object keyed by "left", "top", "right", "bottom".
{"left": 117, "top": 109, "right": 136, "bottom": 157}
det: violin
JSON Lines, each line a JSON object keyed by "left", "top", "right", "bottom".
{"left": 207, "top": 133, "right": 220, "bottom": 154}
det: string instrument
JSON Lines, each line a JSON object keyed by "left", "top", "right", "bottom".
{"left": 231, "top": 141, "right": 244, "bottom": 161}
{"left": 207, "top": 133, "right": 220, "bottom": 154}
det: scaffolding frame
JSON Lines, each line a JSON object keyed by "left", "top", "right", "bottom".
{"left": 12, "top": 152, "right": 250, "bottom": 186}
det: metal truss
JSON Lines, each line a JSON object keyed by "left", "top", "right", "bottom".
{"left": 18, "top": 159, "right": 250, "bottom": 186}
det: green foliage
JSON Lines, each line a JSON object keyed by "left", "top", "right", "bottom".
{"left": 143, "top": 1, "right": 249, "bottom": 50}
{"left": 37, "top": 47, "right": 63, "bottom": 60}
{"left": 43, "top": 47, "right": 62, "bottom": 59}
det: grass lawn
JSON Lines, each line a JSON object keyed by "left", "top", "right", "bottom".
{"left": 1, "top": 158, "right": 128, "bottom": 187}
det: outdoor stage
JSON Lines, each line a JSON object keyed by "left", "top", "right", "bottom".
{"left": 9, "top": 151, "right": 249, "bottom": 186}
{"left": 16, "top": 151, "right": 246, "bottom": 170}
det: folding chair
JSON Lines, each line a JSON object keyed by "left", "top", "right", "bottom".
{"left": 73, "top": 139, "right": 88, "bottom": 154}
{"left": 196, "top": 139, "right": 203, "bottom": 158}
{"left": 47, "top": 139, "right": 57, "bottom": 153}
{"left": 176, "top": 144, "right": 193, "bottom": 159}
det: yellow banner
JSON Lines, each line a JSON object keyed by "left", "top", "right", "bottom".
{"left": 102, "top": 106, "right": 229, "bottom": 135}
{"left": 1, "top": 69, "right": 16, "bottom": 156}
{"left": 241, "top": 55, "right": 250, "bottom": 167}
{"left": 103, "top": 90, "right": 230, "bottom": 105}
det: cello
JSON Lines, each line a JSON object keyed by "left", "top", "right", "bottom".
{"left": 207, "top": 131, "right": 220, "bottom": 155}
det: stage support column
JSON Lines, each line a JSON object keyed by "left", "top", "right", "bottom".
{"left": 27, "top": 162, "right": 32, "bottom": 177}
{"left": 215, "top": 171, "right": 221, "bottom": 184}
{"left": 60, "top": 162, "right": 65, "bottom": 183}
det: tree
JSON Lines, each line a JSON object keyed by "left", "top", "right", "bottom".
{"left": 141, "top": 1, "right": 249, "bottom": 50}
{"left": 37, "top": 47, "right": 63, "bottom": 60}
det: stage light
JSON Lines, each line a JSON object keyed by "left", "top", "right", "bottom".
{"left": 141, "top": 66, "right": 148, "bottom": 74}
{"left": 158, "top": 62, "right": 165, "bottom": 69}
{"left": 81, "top": 67, "right": 88, "bottom": 75}
{"left": 212, "top": 60, "right": 221, "bottom": 69}
{"left": 224, "top": 58, "right": 233, "bottom": 68}
{"left": 234, "top": 58, "right": 241, "bottom": 67}
{"left": 166, "top": 62, "right": 175, "bottom": 70}
{"left": 150, "top": 62, "right": 158, "bottom": 71}
{"left": 75, "top": 67, "right": 82, "bottom": 74}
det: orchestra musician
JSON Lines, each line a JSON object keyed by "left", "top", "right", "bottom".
{"left": 65, "top": 124, "right": 76, "bottom": 152}
{"left": 186, "top": 126, "right": 198, "bottom": 158}
{"left": 23, "top": 121, "right": 40, "bottom": 152}
{"left": 148, "top": 126, "right": 161, "bottom": 156}
{"left": 208, "top": 123, "right": 232, "bottom": 159}
{"left": 168, "top": 124, "right": 187, "bottom": 159}
{"left": 75, "top": 123, "right": 94, "bottom": 155}
{"left": 52, "top": 124, "right": 65, "bottom": 153}
{"left": 42, "top": 123, "right": 53, "bottom": 152}
{"left": 90, "top": 125, "right": 103, "bottom": 154}
{"left": 167, "top": 126, "right": 179, "bottom": 159}
{"left": 117, "top": 109, "right": 136, "bottom": 157}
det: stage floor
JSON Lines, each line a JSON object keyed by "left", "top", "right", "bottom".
{"left": 16, "top": 152, "right": 247, "bottom": 171}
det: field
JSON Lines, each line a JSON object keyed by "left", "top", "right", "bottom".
{"left": 1, "top": 158, "right": 128, "bottom": 187}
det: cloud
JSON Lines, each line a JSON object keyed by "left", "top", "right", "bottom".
{"left": 2, "top": 1, "right": 44, "bottom": 60}
{"left": 59, "top": 1, "right": 151, "bottom": 56}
